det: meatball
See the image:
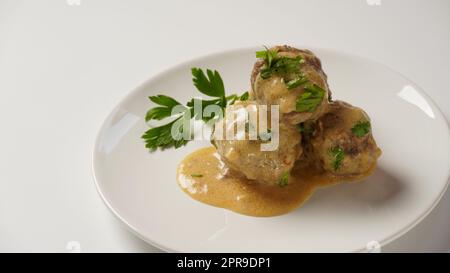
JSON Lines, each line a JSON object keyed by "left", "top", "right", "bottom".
{"left": 211, "top": 101, "right": 302, "bottom": 185}
{"left": 251, "top": 45, "right": 332, "bottom": 124}
{"left": 309, "top": 101, "right": 381, "bottom": 177}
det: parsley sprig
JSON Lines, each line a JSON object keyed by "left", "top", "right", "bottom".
{"left": 142, "top": 68, "right": 248, "bottom": 151}
{"left": 145, "top": 95, "right": 183, "bottom": 121}
{"left": 191, "top": 68, "right": 225, "bottom": 98}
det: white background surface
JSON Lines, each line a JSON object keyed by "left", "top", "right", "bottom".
{"left": 0, "top": 0, "right": 449, "bottom": 252}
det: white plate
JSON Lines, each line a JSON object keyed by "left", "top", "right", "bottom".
{"left": 92, "top": 47, "right": 450, "bottom": 252}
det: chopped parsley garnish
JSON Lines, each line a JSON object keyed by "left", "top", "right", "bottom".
{"left": 296, "top": 84, "right": 325, "bottom": 112}
{"left": 256, "top": 48, "right": 305, "bottom": 83}
{"left": 351, "top": 121, "right": 371, "bottom": 137}
{"left": 256, "top": 47, "right": 278, "bottom": 69}
{"left": 330, "top": 146, "right": 345, "bottom": 171}
{"left": 259, "top": 56, "right": 304, "bottom": 80}
{"left": 278, "top": 171, "right": 289, "bottom": 187}
{"left": 286, "top": 75, "right": 308, "bottom": 90}
{"left": 269, "top": 56, "right": 303, "bottom": 78}
{"left": 256, "top": 47, "right": 326, "bottom": 113}
{"left": 191, "top": 174, "right": 203, "bottom": 178}
{"left": 142, "top": 68, "right": 247, "bottom": 151}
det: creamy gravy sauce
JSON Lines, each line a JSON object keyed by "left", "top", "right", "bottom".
{"left": 177, "top": 147, "right": 376, "bottom": 217}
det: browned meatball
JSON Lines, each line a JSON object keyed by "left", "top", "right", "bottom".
{"left": 251, "top": 45, "right": 332, "bottom": 125}
{"left": 211, "top": 101, "right": 302, "bottom": 185}
{"left": 309, "top": 101, "right": 381, "bottom": 177}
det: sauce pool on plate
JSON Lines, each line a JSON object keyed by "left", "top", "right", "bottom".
{"left": 177, "top": 147, "right": 377, "bottom": 217}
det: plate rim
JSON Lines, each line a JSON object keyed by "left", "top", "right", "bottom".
{"left": 92, "top": 45, "right": 450, "bottom": 252}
